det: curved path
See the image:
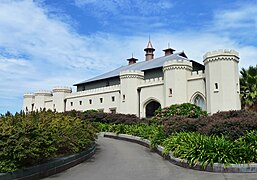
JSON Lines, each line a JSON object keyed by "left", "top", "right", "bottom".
{"left": 45, "top": 137, "right": 257, "bottom": 180}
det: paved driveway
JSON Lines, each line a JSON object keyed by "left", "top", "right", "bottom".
{"left": 45, "top": 137, "right": 257, "bottom": 180}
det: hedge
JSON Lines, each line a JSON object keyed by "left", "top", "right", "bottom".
{"left": 0, "top": 110, "right": 97, "bottom": 173}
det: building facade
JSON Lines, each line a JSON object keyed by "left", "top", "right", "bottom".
{"left": 23, "top": 41, "right": 241, "bottom": 117}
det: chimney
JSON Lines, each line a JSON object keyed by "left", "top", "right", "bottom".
{"left": 127, "top": 57, "right": 138, "bottom": 65}
{"left": 144, "top": 39, "right": 155, "bottom": 61}
{"left": 163, "top": 48, "right": 176, "bottom": 56}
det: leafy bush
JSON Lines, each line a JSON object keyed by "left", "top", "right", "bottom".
{"left": 162, "top": 116, "right": 205, "bottom": 135}
{"left": 161, "top": 110, "right": 257, "bottom": 140}
{"left": 96, "top": 123, "right": 157, "bottom": 139}
{"left": 64, "top": 110, "right": 142, "bottom": 124}
{"left": 154, "top": 103, "right": 207, "bottom": 119}
{"left": 234, "top": 131, "right": 257, "bottom": 163}
{"left": 199, "top": 110, "right": 257, "bottom": 140}
{"left": 162, "top": 131, "right": 257, "bottom": 167}
{"left": 0, "top": 111, "right": 97, "bottom": 173}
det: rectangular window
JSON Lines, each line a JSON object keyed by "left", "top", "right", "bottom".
{"left": 215, "top": 83, "right": 218, "bottom": 89}
{"left": 70, "top": 102, "right": 73, "bottom": 106}
{"left": 112, "top": 96, "right": 115, "bottom": 102}
{"left": 123, "top": 94, "right": 125, "bottom": 102}
{"left": 79, "top": 101, "right": 82, "bottom": 105}
{"left": 214, "top": 82, "right": 219, "bottom": 92}
{"left": 100, "top": 98, "right": 103, "bottom": 103}
{"left": 169, "top": 88, "right": 173, "bottom": 97}
{"left": 89, "top": 99, "right": 92, "bottom": 104}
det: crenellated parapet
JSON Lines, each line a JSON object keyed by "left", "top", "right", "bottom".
{"left": 188, "top": 70, "right": 205, "bottom": 80}
{"left": 163, "top": 59, "right": 193, "bottom": 72}
{"left": 139, "top": 77, "right": 163, "bottom": 87}
{"left": 203, "top": 49, "right": 239, "bottom": 64}
{"left": 52, "top": 86, "right": 72, "bottom": 93}
{"left": 23, "top": 93, "right": 35, "bottom": 98}
{"left": 34, "top": 90, "right": 52, "bottom": 96}
{"left": 120, "top": 70, "right": 144, "bottom": 79}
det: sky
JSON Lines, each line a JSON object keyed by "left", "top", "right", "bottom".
{"left": 0, "top": 0, "right": 257, "bottom": 114}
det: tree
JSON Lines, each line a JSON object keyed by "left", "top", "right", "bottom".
{"left": 240, "top": 65, "right": 257, "bottom": 111}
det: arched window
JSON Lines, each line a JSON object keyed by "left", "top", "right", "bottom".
{"left": 145, "top": 100, "right": 161, "bottom": 118}
{"left": 194, "top": 95, "right": 206, "bottom": 110}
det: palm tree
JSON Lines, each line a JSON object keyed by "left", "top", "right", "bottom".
{"left": 240, "top": 65, "right": 257, "bottom": 111}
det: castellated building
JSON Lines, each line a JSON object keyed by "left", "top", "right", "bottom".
{"left": 23, "top": 40, "right": 241, "bottom": 118}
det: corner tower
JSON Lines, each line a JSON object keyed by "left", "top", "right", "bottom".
{"left": 119, "top": 70, "right": 144, "bottom": 116}
{"left": 52, "top": 87, "right": 72, "bottom": 112}
{"left": 204, "top": 50, "right": 241, "bottom": 114}
{"left": 163, "top": 60, "right": 193, "bottom": 106}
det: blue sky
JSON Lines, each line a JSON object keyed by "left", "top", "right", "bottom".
{"left": 0, "top": 0, "right": 257, "bottom": 114}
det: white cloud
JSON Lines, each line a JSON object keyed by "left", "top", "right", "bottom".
{"left": 214, "top": 4, "right": 257, "bottom": 30}
{"left": 0, "top": 0, "right": 113, "bottom": 71}
{"left": 0, "top": 0, "right": 256, "bottom": 114}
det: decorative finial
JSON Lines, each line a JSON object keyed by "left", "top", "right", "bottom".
{"left": 168, "top": 42, "right": 170, "bottom": 48}
{"left": 132, "top": 53, "right": 133, "bottom": 58}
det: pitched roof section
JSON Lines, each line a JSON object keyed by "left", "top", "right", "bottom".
{"left": 74, "top": 52, "right": 188, "bottom": 86}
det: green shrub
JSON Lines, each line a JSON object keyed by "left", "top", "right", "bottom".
{"left": 162, "top": 131, "right": 257, "bottom": 167}
{"left": 65, "top": 110, "right": 142, "bottom": 124}
{"left": 0, "top": 111, "right": 97, "bottom": 173}
{"left": 154, "top": 103, "right": 207, "bottom": 120}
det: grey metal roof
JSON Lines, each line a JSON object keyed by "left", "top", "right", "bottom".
{"left": 74, "top": 52, "right": 188, "bottom": 86}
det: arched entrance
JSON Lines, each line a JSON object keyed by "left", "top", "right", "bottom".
{"left": 145, "top": 100, "right": 161, "bottom": 118}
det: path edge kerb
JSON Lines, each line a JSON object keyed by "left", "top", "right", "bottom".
{"left": 0, "top": 143, "right": 96, "bottom": 180}
{"left": 102, "top": 132, "right": 257, "bottom": 173}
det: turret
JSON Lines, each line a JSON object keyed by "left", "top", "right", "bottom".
{"left": 52, "top": 86, "right": 72, "bottom": 112}
{"left": 23, "top": 93, "right": 35, "bottom": 112}
{"left": 204, "top": 49, "right": 241, "bottom": 114}
{"left": 119, "top": 70, "right": 144, "bottom": 115}
{"left": 34, "top": 90, "right": 52, "bottom": 111}
{"left": 163, "top": 60, "right": 193, "bottom": 106}
{"left": 144, "top": 40, "right": 155, "bottom": 61}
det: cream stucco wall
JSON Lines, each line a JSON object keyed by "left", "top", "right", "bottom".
{"left": 204, "top": 50, "right": 241, "bottom": 114}
{"left": 163, "top": 60, "right": 192, "bottom": 106}
{"left": 139, "top": 78, "right": 164, "bottom": 118}
{"left": 66, "top": 90, "right": 120, "bottom": 112}
{"left": 187, "top": 71, "right": 206, "bottom": 108}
